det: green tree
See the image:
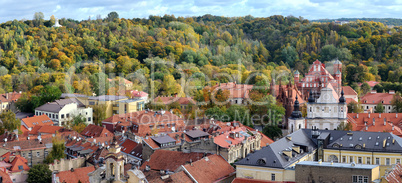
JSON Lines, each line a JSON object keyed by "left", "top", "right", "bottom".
{"left": 33, "top": 12, "right": 44, "bottom": 27}
{"left": 0, "top": 66, "right": 8, "bottom": 76}
{"left": 262, "top": 124, "right": 282, "bottom": 140}
{"left": 336, "top": 122, "right": 353, "bottom": 131}
{"left": 92, "top": 104, "right": 107, "bottom": 126}
{"left": 0, "top": 111, "right": 20, "bottom": 134}
{"left": 107, "top": 11, "right": 119, "bottom": 21}
{"left": 281, "top": 45, "right": 298, "bottom": 67}
{"left": 89, "top": 73, "right": 110, "bottom": 96}
{"left": 44, "top": 136, "right": 65, "bottom": 164}
{"left": 347, "top": 101, "right": 363, "bottom": 113}
{"left": 26, "top": 164, "right": 52, "bottom": 183}
{"left": 205, "top": 106, "right": 228, "bottom": 121}
{"left": 375, "top": 103, "right": 385, "bottom": 113}
{"left": 360, "top": 82, "right": 371, "bottom": 96}
{"left": 391, "top": 93, "right": 402, "bottom": 113}
{"left": 226, "top": 105, "right": 249, "bottom": 124}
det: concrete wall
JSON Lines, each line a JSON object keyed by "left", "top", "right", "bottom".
{"left": 49, "top": 157, "right": 86, "bottom": 172}
{"left": 295, "top": 164, "right": 378, "bottom": 182}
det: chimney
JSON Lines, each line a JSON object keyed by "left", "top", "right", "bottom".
{"left": 371, "top": 90, "right": 377, "bottom": 94}
{"left": 368, "top": 113, "right": 370, "bottom": 118}
{"left": 5, "top": 93, "right": 8, "bottom": 99}
{"left": 379, "top": 113, "right": 381, "bottom": 118}
{"left": 384, "top": 118, "right": 386, "bottom": 126}
{"left": 365, "top": 126, "right": 368, "bottom": 131}
{"left": 389, "top": 90, "right": 395, "bottom": 94}
{"left": 392, "top": 125, "right": 395, "bottom": 131}
{"left": 357, "top": 113, "right": 359, "bottom": 118}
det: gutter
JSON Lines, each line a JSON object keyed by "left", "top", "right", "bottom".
{"left": 181, "top": 165, "right": 198, "bottom": 183}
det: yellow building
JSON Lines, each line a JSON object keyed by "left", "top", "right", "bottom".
{"left": 234, "top": 130, "right": 316, "bottom": 182}
{"left": 87, "top": 95, "right": 145, "bottom": 118}
{"left": 234, "top": 129, "right": 402, "bottom": 182}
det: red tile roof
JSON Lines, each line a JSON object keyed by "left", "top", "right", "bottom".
{"left": 21, "top": 114, "right": 53, "bottom": 129}
{"left": 38, "top": 125, "right": 62, "bottom": 134}
{"left": 80, "top": 124, "right": 113, "bottom": 138}
{"left": 170, "top": 171, "right": 193, "bottom": 183}
{"left": 0, "top": 92, "right": 22, "bottom": 103}
{"left": 348, "top": 113, "right": 402, "bottom": 137}
{"left": 141, "top": 150, "right": 207, "bottom": 171}
{"left": 129, "top": 90, "right": 148, "bottom": 98}
{"left": 153, "top": 96, "right": 196, "bottom": 105}
{"left": 345, "top": 98, "right": 358, "bottom": 104}
{"left": 181, "top": 154, "right": 235, "bottom": 183}
{"left": 361, "top": 92, "right": 394, "bottom": 105}
{"left": 120, "top": 139, "right": 138, "bottom": 154}
{"left": 232, "top": 178, "right": 289, "bottom": 183}
{"left": 386, "top": 163, "right": 402, "bottom": 183}
{"left": 0, "top": 152, "right": 11, "bottom": 162}
{"left": 216, "top": 82, "right": 254, "bottom": 100}
{"left": 360, "top": 81, "right": 380, "bottom": 88}
{"left": 342, "top": 86, "right": 357, "bottom": 96}
{"left": 0, "top": 170, "right": 12, "bottom": 183}
{"left": 259, "top": 132, "right": 274, "bottom": 147}
{"left": 55, "top": 166, "right": 95, "bottom": 183}
{"left": 9, "top": 155, "right": 29, "bottom": 172}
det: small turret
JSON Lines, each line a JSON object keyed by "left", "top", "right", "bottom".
{"left": 290, "top": 96, "right": 302, "bottom": 119}
{"left": 339, "top": 89, "right": 346, "bottom": 103}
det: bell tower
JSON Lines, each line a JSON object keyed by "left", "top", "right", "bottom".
{"left": 287, "top": 96, "right": 305, "bottom": 134}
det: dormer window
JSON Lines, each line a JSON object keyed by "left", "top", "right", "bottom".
{"left": 332, "top": 143, "right": 340, "bottom": 148}
{"left": 382, "top": 101, "right": 384, "bottom": 103}
{"left": 355, "top": 144, "right": 362, "bottom": 149}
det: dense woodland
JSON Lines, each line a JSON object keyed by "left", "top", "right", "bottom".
{"left": 0, "top": 13, "right": 401, "bottom": 120}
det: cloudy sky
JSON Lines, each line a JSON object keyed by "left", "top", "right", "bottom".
{"left": 0, "top": 0, "right": 401, "bottom": 23}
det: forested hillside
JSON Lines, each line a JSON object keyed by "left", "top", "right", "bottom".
{"left": 312, "top": 18, "right": 402, "bottom": 26}
{"left": 0, "top": 13, "right": 401, "bottom": 102}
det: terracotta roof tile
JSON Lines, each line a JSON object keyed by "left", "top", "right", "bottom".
{"left": 9, "top": 155, "right": 29, "bottom": 172}
{"left": 181, "top": 154, "right": 235, "bottom": 183}
{"left": 259, "top": 132, "right": 274, "bottom": 147}
{"left": 0, "top": 169, "right": 12, "bottom": 183}
{"left": 386, "top": 163, "right": 402, "bottom": 183}
{"left": 342, "top": 86, "right": 357, "bottom": 96}
{"left": 348, "top": 113, "right": 402, "bottom": 137}
{"left": 170, "top": 171, "right": 193, "bottom": 183}
{"left": 120, "top": 139, "right": 138, "bottom": 154}
{"left": 55, "top": 166, "right": 95, "bottom": 183}
{"left": 0, "top": 92, "right": 22, "bottom": 103}
{"left": 21, "top": 114, "right": 53, "bottom": 129}
{"left": 361, "top": 92, "right": 394, "bottom": 105}
{"left": 80, "top": 124, "right": 113, "bottom": 138}
{"left": 141, "top": 150, "right": 207, "bottom": 171}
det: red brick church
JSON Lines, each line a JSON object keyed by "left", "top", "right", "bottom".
{"left": 294, "top": 59, "right": 342, "bottom": 100}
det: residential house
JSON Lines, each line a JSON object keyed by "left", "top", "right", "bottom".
{"left": 142, "top": 130, "right": 214, "bottom": 160}
{"left": 35, "top": 98, "right": 93, "bottom": 126}
{"left": 215, "top": 82, "right": 253, "bottom": 105}
{"left": 0, "top": 136, "right": 53, "bottom": 167}
{"left": 0, "top": 92, "right": 22, "bottom": 113}
{"left": 21, "top": 114, "right": 54, "bottom": 131}
{"left": 173, "top": 154, "right": 236, "bottom": 183}
{"left": 80, "top": 124, "right": 113, "bottom": 138}
{"left": 0, "top": 152, "right": 30, "bottom": 183}
{"left": 153, "top": 96, "right": 196, "bottom": 111}
{"left": 348, "top": 113, "right": 402, "bottom": 137}
{"left": 102, "top": 110, "right": 186, "bottom": 138}
{"left": 120, "top": 138, "right": 142, "bottom": 165}
{"left": 359, "top": 81, "right": 380, "bottom": 90}
{"left": 128, "top": 90, "right": 149, "bottom": 102}
{"left": 342, "top": 86, "right": 358, "bottom": 104}
{"left": 53, "top": 166, "right": 95, "bottom": 183}
{"left": 361, "top": 90, "right": 395, "bottom": 113}
{"left": 214, "top": 127, "right": 262, "bottom": 163}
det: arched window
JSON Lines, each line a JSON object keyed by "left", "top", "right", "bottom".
{"left": 328, "top": 155, "right": 338, "bottom": 163}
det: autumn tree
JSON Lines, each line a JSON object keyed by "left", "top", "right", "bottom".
{"left": 92, "top": 104, "right": 107, "bottom": 126}
{"left": 0, "top": 111, "right": 20, "bottom": 134}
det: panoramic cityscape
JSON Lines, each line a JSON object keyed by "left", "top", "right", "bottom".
{"left": 0, "top": 0, "right": 402, "bottom": 183}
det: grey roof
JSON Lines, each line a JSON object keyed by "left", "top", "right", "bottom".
{"left": 294, "top": 70, "right": 300, "bottom": 75}
{"left": 185, "top": 130, "right": 210, "bottom": 139}
{"left": 88, "top": 95, "right": 127, "bottom": 101}
{"left": 235, "top": 129, "right": 317, "bottom": 169}
{"left": 327, "top": 131, "right": 402, "bottom": 153}
{"left": 15, "top": 112, "right": 34, "bottom": 119}
{"left": 35, "top": 98, "right": 85, "bottom": 112}
{"left": 297, "top": 161, "right": 378, "bottom": 169}
{"left": 151, "top": 135, "right": 176, "bottom": 144}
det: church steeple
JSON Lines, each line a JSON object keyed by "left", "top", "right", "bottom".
{"left": 339, "top": 89, "right": 346, "bottom": 103}
{"left": 290, "top": 96, "right": 302, "bottom": 119}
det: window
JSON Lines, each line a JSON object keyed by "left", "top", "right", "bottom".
{"left": 22, "top": 153, "right": 25, "bottom": 157}
{"left": 271, "top": 174, "right": 275, "bottom": 181}
{"left": 376, "top": 158, "right": 380, "bottom": 165}
{"left": 358, "top": 157, "right": 362, "bottom": 164}
{"left": 397, "top": 159, "right": 400, "bottom": 164}
{"left": 52, "top": 114, "right": 55, "bottom": 119}
{"left": 45, "top": 151, "right": 48, "bottom": 157}
{"left": 386, "top": 158, "right": 390, "bottom": 165}
{"left": 342, "top": 156, "right": 346, "bottom": 163}
{"left": 366, "top": 157, "right": 371, "bottom": 165}
{"left": 28, "top": 153, "right": 31, "bottom": 158}
{"left": 88, "top": 117, "right": 91, "bottom": 122}
{"left": 56, "top": 114, "right": 58, "bottom": 119}
{"left": 350, "top": 156, "right": 354, "bottom": 163}
{"left": 352, "top": 175, "right": 369, "bottom": 183}
{"left": 61, "top": 114, "right": 64, "bottom": 119}
{"left": 66, "top": 113, "right": 70, "bottom": 118}
{"left": 37, "top": 152, "right": 40, "bottom": 157}
{"left": 18, "top": 165, "right": 23, "bottom": 170}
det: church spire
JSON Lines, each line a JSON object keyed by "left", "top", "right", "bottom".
{"left": 339, "top": 88, "right": 346, "bottom": 103}
{"left": 291, "top": 95, "right": 302, "bottom": 119}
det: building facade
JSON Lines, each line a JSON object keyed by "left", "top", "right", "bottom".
{"left": 361, "top": 90, "right": 395, "bottom": 113}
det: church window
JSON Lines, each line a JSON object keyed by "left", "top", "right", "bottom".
{"left": 302, "top": 83, "right": 305, "bottom": 87}
{"left": 310, "top": 107, "right": 312, "bottom": 112}
{"left": 316, "top": 107, "right": 319, "bottom": 112}
{"left": 324, "top": 107, "right": 329, "bottom": 113}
